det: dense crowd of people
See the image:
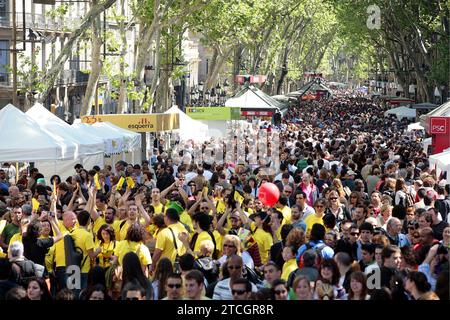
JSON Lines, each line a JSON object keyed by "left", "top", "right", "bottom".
{"left": 0, "top": 96, "right": 448, "bottom": 301}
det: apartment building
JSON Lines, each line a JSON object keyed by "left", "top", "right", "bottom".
{"left": 0, "top": 0, "right": 138, "bottom": 119}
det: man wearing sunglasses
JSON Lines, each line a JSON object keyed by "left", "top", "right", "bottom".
{"left": 231, "top": 278, "right": 252, "bottom": 301}
{"left": 163, "top": 273, "right": 184, "bottom": 300}
{"left": 213, "top": 255, "right": 257, "bottom": 300}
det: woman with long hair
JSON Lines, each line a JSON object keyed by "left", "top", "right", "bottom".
{"left": 345, "top": 271, "right": 370, "bottom": 300}
{"left": 314, "top": 258, "right": 346, "bottom": 299}
{"left": 152, "top": 257, "right": 173, "bottom": 300}
{"left": 96, "top": 224, "right": 116, "bottom": 269}
{"left": 404, "top": 271, "right": 439, "bottom": 300}
{"left": 347, "top": 192, "right": 363, "bottom": 218}
{"left": 250, "top": 212, "right": 273, "bottom": 265}
{"left": 121, "top": 252, "right": 153, "bottom": 300}
{"left": 26, "top": 277, "right": 52, "bottom": 301}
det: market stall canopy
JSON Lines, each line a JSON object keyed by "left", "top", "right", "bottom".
{"left": 411, "top": 102, "right": 438, "bottom": 110}
{"left": 286, "top": 82, "right": 333, "bottom": 98}
{"left": 164, "top": 105, "right": 209, "bottom": 142}
{"left": 419, "top": 100, "right": 450, "bottom": 128}
{"left": 0, "top": 104, "right": 67, "bottom": 162}
{"left": 26, "top": 103, "right": 105, "bottom": 157}
{"left": 93, "top": 122, "right": 141, "bottom": 152}
{"left": 407, "top": 122, "right": 425, "bottom": 132}
{"left": 225, "top": 85, "right": 284, "bottom": 110}
{"left": 72, "top": 122, "right": 124, "bottom": 155}
{"left": 429, "top": 150, "right": 450, "bottom": 175}
{"left": 384, "top": 106, "right": 416, "bottom": 120}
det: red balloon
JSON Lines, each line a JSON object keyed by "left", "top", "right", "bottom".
{"left": 258, "top": 183, "right": 280, "bottom": 207}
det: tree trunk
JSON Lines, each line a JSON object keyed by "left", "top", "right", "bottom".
{"left": 148, "top": 28, "right": 161, "bottom": 113}
{"left": 37, "top": 0, "right": 116, "bottom": 103}
{"left": 233, "top": 45, "right": 244, "bottom": 91}
{"left": 117, "top": 0, "right": 128, "bottom": 114}
{"left": 80, "top": 4, "right": 103, "bottom": 116}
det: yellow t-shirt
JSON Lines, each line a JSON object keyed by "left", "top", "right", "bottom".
{"left": 114, "top": 240, "right": 152, "bottom": 266}
{"left": 213, "top": 230, "right": 223, "bottom": 257}
{"left": 54, "top": 221, "right": 75, "bottom": 268}
{"left": 193, "top": 231, "right": 215, "bottom": 256}
{"left": 214, "top": 198, "right": 226, "bottom": 214}
{"left": 280, "top": 206, "right": 292, "bottom": 225}
{"left": 281, "top": 259, "right": 297, "bottom": 281}
{"left": 91, "top": 217, "right": 107, "bottom": 242}
{"left": 71, "top": 227, "right": 95, "bottom": 273}
{"left": 180, "top": 211, "right": 193, "bottom": 234}
{"left": 8, "top": 233, "right": 22, "bottom": 248}
{"left": 304, "top": 214, "right": 324, "bottom": 238}
{"left": 0, "top": 220, "right": 7, "bottom": 236}
{"left": 95, "top": 240, "right": 116, "bottom": 268}
{"left": 251, "top": 223, "right": 273, "bottom": 265}
{"left": 152, "top": 203, "right": 165, "bottom": 214}
{"left": 155, "top": 222, "right": 187, "bottom": 264}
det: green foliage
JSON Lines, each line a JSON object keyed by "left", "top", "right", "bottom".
{"left": 16, "top": 48, "right": 46, "bottom": 95}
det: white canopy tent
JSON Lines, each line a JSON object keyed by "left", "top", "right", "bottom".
{"left": 164, "top": 105, "right": 209, "bottom": 142}
{"left": 407, "top": 122, "right": 425, "bottom": 132}
{"left": 384, "top": 106, "right": 416, "bottom": 120}
{"left": 93, "top": 122, "right": 142, "bottom": 165}
{"left": 72, "top": 123, "right": 124, "bottom": 155}
{"left": 225, "top": 86, "right": 282, "bottom": 110}
{"left": 429, "top": 150, "right": 450, "bottom": 181}
{"left": 26, "top": 103, "right": 105, "bottom": 182}
{"left": 0, "top": 104, "right": 66, "bottom": 162}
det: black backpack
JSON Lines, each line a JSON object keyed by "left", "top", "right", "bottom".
{"left": 64, "top": 232, "right": 87, "bottom": 268}
{"left": 12, "top": 260, "right": 44, "bottom": 286}
{"left": 194, "top": 257, "right": 220, "bottom": 284}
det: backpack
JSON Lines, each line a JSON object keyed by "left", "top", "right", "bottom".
{"left": 194, "top": 257, "right": 220, "bottom": 284}
{"left": 298, "top": 242, "right": 326, "bottom": 269}
{"left": 12, "top": 260, "right": 45, "bottom": 286}
{"left": 64, "top": 232, "right": 87, "bottom": 268}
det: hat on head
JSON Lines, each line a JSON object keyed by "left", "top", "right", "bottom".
{"left": 36, "top": 178, "right": 46, "bottom": 185}
{"left": 346, "top": 170, "right": 356, "bottom": 177}
{"left": 167, "top": 201, "right": 183, "bottom": 215}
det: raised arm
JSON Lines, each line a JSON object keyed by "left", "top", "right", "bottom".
{"left": 160, "top": 182, "right": 176, "bottom": 205}
{"left": 135, "top": 193, "right": 151, "bottom": 227}
{"left": 87, "top": 185, "right": 100, "bottom": 222}
{"left": 217, "top": 207, "right": 231, "bottom": 236}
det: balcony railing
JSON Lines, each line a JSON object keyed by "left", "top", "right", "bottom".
{"left": 0, "top": 12, "right": 80, "bottom": 31}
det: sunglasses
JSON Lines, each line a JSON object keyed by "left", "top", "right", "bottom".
{"left": 167, "top": 283, "right": 182, "bottom": 289}
{"left": 350, "top": 232, "right": 359, "bottom": 236}
{"left": 231, "top": 289, "right": 247, "bottom": 295}
{"left": 274, "top": 289, "right": 287, "bottom": 295}
{"left": 125, "top": 297, "right": 140, "bottom": 300}
{"left": 200, "top": 207, "right": 209, "bottom": 210}
{"left": 223, "top": 244, "right": 236, "bottom": 248}
{"left": 227, "top": 265, "right": 242, "bottom": 270}
{"left": 315, "top": 205, "right": 324, "bottom": 208}
{"left": 330, "top": 197, "right": 338, "bottom": 200}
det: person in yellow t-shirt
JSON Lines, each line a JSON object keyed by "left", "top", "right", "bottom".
{"left": 70, "top": 211, "right": 98, "bottom": 290}
{"left": 117, "top": 197, "right": 151, "bottom": 241}
{"left": 150, "top": 188, "right": 165, "bottom": 214}
{"left": 95, "top": 224, "right": 117, "bottom": 268}
{"left": 152, "top": 208, "right": 187, "bottom": 272}
{"left": 304, "top": 199, "right": 326, "bottom": 238}
{"left": 277, "top": 197, "right": 292, "bottom": 226}
{"left": 190, "top": 212, "right": 217, "bottom": 258}
{"left": 51, "top": 211, "right": 78, "bottom": 291}
{"left": 281, "top": 246, "right": 298, "bottom": 281}
{"left": 249, "top": 212, "right": 273, "bottom": 265}
{"left": 113, "top": 223, "right": 152, "bottom": 277}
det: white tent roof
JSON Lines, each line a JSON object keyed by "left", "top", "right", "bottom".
{"left": 225, "top": 86, "right": 281, "bottom": 109}
{"left": 94, "top": 122, "right": 141, "bottom": 152}
{"left": 384, "top": 106, "right": 416, "bottom": 120}
{"left": 0, "top": 104, "right": 67, "bottom": 162}
{"left": 406, "top": 122, "right": 424, "bottom": 132}
{"left": 164, "top": 105, "right": 209, "bottom": 142}
{"left": 429, "top": 150, "right": 450, "bottom": 173}
{"left": 72, "top": 122, "right": 124, "bottom": 155}
{"left": 26, "top": 103, "right": 105, "bottom": 157}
